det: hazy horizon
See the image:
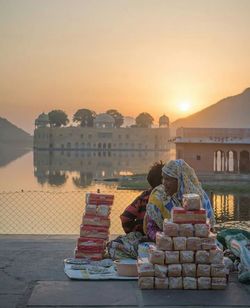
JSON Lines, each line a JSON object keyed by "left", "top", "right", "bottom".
{"left": 1, "top": 0, "right": 250, "bottom": 134}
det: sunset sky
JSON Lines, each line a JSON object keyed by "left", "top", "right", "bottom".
{"left": 1, "top": 0, "right": 250, "bottom": 133}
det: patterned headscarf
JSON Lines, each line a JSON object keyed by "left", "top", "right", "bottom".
{"left": 145, "top": 159, "right": 215, "bottom": 230}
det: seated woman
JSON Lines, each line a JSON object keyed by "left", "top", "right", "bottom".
{"left": 144, "top": 159, "right": 215, "bottom": 241}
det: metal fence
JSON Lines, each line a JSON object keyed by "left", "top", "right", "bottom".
{"left": 0, "top": 190, "right": 249, "bottom": 235}
{"left": 0, "top": 190, "right": 140, "bottom": 235}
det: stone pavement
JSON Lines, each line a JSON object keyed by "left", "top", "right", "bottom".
{"left": 0, "top": 235, "right": 249, "bottom": 308}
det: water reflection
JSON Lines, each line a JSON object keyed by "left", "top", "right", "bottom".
{"left": 212, "top": 192, "right": 250, "bottom": 223}
{"left": 33, "top": 150, "right": 174, "bottom": 187}
{"left": 0, "top": 144, "right": 31, "bottom": 167}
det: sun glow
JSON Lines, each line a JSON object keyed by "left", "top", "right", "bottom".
{"left": 178, "top": 101, "right": 191, "bottom": 113}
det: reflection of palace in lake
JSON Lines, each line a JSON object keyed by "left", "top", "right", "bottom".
{"left": 212, "top": 193, "right": 250, "bottom": 223}
{"left": 33, "top": 150, "right": 174, "bottom": 187}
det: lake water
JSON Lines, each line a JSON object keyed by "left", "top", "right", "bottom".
{"left": 0, "top": 148, "right": 249, "bottom": 234}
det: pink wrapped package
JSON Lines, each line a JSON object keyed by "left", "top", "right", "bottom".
{"left": 155, "top": 277, "right": 169, "bottom": 289}
{"left": 154, "top": 264, "right": 168, "bottom": 278}
{"left": 211, "top": 264, "right": 229, "bottom": 277}
{"left": 209, "top": 248, "right": 224, "bottom": 264}
{"left": 138, "top": 277, "right": 154, "bottom": 289}
{"left": 137, "top": 258, "right": 155, "bottom": 277}
{"left": 169, "top": 277, "right": 183, "bottom": 289}
{"left": 211, "top": 277, "right": 227, "bottom": 290}
{"left": 77, "top": 237, "right": 106, "bottom": 253}
{"left": 172, "top": 208, "right": 206, "bottom": 224}
{"left": 182, "top": 263, "right": 196, "bottom": 277}
{"left": 85, "top": 192, "right": 114, "bottom": 205}
{"left": 201, "top": 237, "right": 217, "bottom": 250}
{"left": 163, "top": 220, "right": 179, "bottom": 236}
{"left": 198, "top": 277, "right": 211, "bottom": 289}
{"left": 179, "top": 224, "right": 194, "bottom": 237}
{"left": 183, "top": 277, "right": 197, "bottom": 289}
{"left": 173, "top": 237, "right": 187, "bottom": 251}
{"left": 82, "top": 215, "right": 110, "bottom": 227}
{"left": 197, "top": 264, "right": 211, "bottom": 277}
{"left": 168, "top": 264, "right": 182, "bottom": 277}
{"left": 148, "top": 247, "right": 165, "bottom": 265}
{"left": 156, "top": 232, "right": 173, "bottom": 251}
{"left": 74, "top": 249, "right": 103, "bottom": 260}
{"left": 194, "top": 224, "right": 209, "bottom": 238}
{"left": 186, "top": 237, "right": 202, "bottom": 251}
{"left": 80, "top": 225, "right": 109, "bottom": 239}
{"left": 182, "top": 193, "right": 201, "bottom": 210}
{"left": 165, "top": 251, "right": 179, "bottom": 264}
{"left": 180, "top": 251, "right": 194, "bottom": 263}
{"left": 195, "top": 250, "right": 210, "bottom": 264}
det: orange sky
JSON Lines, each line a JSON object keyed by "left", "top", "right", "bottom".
{"left": 1, "top": 0, "right": 250, "bottom": 133}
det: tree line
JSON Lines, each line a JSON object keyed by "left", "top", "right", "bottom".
{"left": 47, "top": 109, "right": 154, "bottom": 128}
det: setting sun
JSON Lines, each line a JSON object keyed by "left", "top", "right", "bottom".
{"left": 178, "top": 101, "right": 191, "bottom": 113}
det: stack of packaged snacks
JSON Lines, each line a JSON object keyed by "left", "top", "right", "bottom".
{"left": 138, "top": 193, "right": 229, "bottom": 290}
{"left": 74, "top": 192, "right": 114, "bottom": 260}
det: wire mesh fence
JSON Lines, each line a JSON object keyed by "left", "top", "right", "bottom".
{"left": 0, "top": 190, "right": 140, "bottom": 235}
{"left": 0, "top": 190, "right": 249, "bottom": 235}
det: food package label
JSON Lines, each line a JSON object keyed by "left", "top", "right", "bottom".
{"left": 201, "top": 237, "right": 217, "bottom": 250}
{"left": 138, "top": 277, "right": 154, "bottom": 289}
{"left": 182, "top": 193, "right": 201, "bottom": 210}
{"left": 173, "top": 237, "right": 187, "bottom": 251}
{"left": 179, "top": 224, "right": 194, "bottom": 237}
{"left": 211, "top": 277, "right": 227, "bottom": 290}
{"left": 165, "top": 251, "right": 179, "bottom": 264}
{"left": 154, "top": 264, "right": 168, "bottom": 278}
{"left": 82, "top": 215, "right": 111, "bottom": 227}
{"left": 156, "top": 232, "right": 173, "bottom": 251}
{"left": 137, "top": 258, "right": 155, "bottom": 277}
{"left": 169, "top": 277, "right": 183, "bottom": 289}
{"left": 148, "top": 247, "right": 165, "bottom": 265}
{"left": 183, "top": 277, "right": 197, "bottom": 289}
{"left": 180, "top": 251, "right": 194, "bottom": 263}
{"left": 197, "top": 277, "right": 211, "bottom": 289}
{"left": 195, "top": 250, "right": 210, "bottom": 264}
{"left": 209, "top": 248, "right": 224, "bottom": 264}
{"left": 74, "top": 249, "right": 103, "bottom": 261}
{"left": 163, "top": 220, "right": 179, "bottom": 237}
{"left": 197, "top": 264, "right": 211, "bottom": 277}
{"left": 80, "top": 225, "right": 109, "bottom": 239}
{"left": 186, "top": 237, "right": 202, "bottom": 251}
{"left": 168, "top": 264, "right": 182, "bottom": 277}
{"left": 182, "top": 263, "right": 196, "bottom": 277}
{"left": 172, "top": 208, "right": 206, "bottom": 224}
{"left": 85, "top": 192, "right": 114, "bottom": 205}
{"left": 155, "top": 277, "right": 169, "bottom": 289}
{"left": 211, "top": 264, "right": 228, "bottom": 277}
{"left": 194, "top": 224, "right": 209, "bottom": 238}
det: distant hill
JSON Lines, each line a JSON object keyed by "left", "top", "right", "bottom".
{"left": 171, "top": 88, "right": 250, "bottom": 135}
{"left": 0, "top": 117, "right": 33, "bottom": 147}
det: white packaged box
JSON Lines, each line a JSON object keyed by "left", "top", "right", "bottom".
{"left": 168, "top": 264, "right": 182, "bottom": 277}
{"left": 195, "top": 250, "right": 210, "bottom": 264}
{"left": 156, "top": 232, "right": 173, "bottom": 251}
{"left": 173, "top": 237, "right": 187, "bottom": 251}
{"left": 180, "top": 251, "right": 194, "bottom": 263}
{"left": 183, "top": 277, "right": 197, "bottom": 289}
{"left": 155, "top": 277, "right": 169, "bottom": 289}
{"left": 197, "top": 277, "right": 211, "bottom": 289}
{"left": 165, "top": 251, "right": 179, "bottom": 264}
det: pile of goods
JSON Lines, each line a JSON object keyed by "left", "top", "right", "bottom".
{"left": 74, "top": 192, "right": 114, "bottom": 260}
{"left": 137, "top": 193, "right": 229, "bottom": 290}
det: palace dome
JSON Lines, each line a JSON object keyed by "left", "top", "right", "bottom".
{"left": 94, "top": 113, "right": 115, "bottom": 128}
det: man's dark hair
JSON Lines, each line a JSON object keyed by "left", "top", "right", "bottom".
{"left": 147, "top": 161, "right": 164, "bottom": 188}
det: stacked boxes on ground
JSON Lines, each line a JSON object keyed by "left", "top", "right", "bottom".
{"left": 74, "top": 192, "right": 114, "bottom": 260}
{"left": 138, "top": 193, "right": 228, "bottom": 290}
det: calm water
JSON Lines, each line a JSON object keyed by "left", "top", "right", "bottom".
{"left": 0, "top": 147, "right": 249, "bottom": 234}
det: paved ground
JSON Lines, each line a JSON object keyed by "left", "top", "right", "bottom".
{"left": 0, "top": 235, "right": 249, "bottom": 308}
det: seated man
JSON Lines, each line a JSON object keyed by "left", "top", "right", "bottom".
{"left": 108, "top": 162, "right": 164, "bottom": 259}
{"left": 120, "top": 161, "right": 164, "bottom": 234}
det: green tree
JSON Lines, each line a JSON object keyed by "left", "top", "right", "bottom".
{"left": 106, "top": 109, "right": 124, "bottom": 128}
{"left": 48, "top": 110, "right": 69, "bottom": 127}
{"left": 73, "top": 109, "right": 96, "bottom": 127}
{"left": 135, "top": 112, "right": 154, "bottom": 128}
